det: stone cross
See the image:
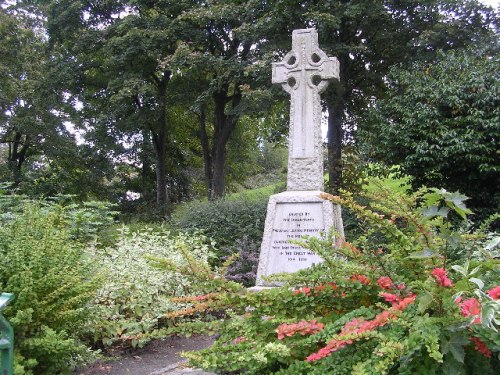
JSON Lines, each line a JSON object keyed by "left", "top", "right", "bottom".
{"left": 272, "top": 28, "right": 339, "bottom": 191}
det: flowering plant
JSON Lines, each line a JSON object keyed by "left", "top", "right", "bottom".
{"left": 172, "top": 188, "right": 499, "bottom": 374}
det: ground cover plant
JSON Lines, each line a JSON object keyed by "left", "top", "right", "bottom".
{"left": 0, "top": 199, "right": 102, "bottom": 374}
{"left": 0, "top": 195, "right": 221, "bottom": 373}
{"left": 168, "top": 187, "right": 499, "bottom": 374}
{"left": 86, "top": 225, "right": 216, "bottom": 349}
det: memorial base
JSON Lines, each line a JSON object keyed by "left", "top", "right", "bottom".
{"left": 255, "top": 191, "right": 343, "bottom": 287}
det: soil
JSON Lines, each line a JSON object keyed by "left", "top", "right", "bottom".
{"left": 75, "top": 335, "right": 215, "bottom": 375}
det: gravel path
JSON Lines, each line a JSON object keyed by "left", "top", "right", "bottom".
{"left": 75, "top": 336, "right": 215, "bottom": 375}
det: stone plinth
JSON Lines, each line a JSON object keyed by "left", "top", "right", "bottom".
{"left": 255, "top": 191, "right": 343, "bottom": 286}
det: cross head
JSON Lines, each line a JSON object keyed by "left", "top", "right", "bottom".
{"left": 272, "top": 29, "right": 339, "bottom": 160}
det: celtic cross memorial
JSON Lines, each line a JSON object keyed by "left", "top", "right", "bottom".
{"left": 255, "top": 29, "right": 344, "bottom": 287}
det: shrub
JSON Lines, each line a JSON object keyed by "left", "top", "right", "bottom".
{"left": 86, "top": 225, "right": 215, "bottom": 348}
{"left": 171, "top": 197, "right": 268, "bottom": 262}
{"left": 170, "top": 188, "right": 499, "bottom": 374}
{"left": 0, "top": 201, "right": 101, "bottom": 374}
{"left": 222, "top": 237, "right": 261, "bottom": 287}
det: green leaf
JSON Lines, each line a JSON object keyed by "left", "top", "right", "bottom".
{"left": 469, "top": 278, "right": 484, "bottom": 290}
{"left": 453, "top": 280, "right": 470, "bottom": 292}
{"left": 443, "top": 353, "right": 466, "bottom": 375}
{"left": 444, "top": 192, "right": 469, "bottom": 210}
{"left": 420, "top": 206, "right": 450, "bottom": 218}
{"left": 481, "top": 303, "right": 498, "bottom": 331}
{"left": 485, "top": 237, "right": 500, "bottom": 251}
{"left": 451, "top": 265, "right": 467, "bottom": 277}
{"left": 442, "top": 331, "right": 468, "bottom": 363}
{"left": 424, "top": 192, "right": 443, "bottom": 207}
{"left": 468, "top": 266, "right": 481, "bottom": 277}
{"left": 444, "top": 192, "right": 472, "bottom": 219}
{"left": 418, "top": 292, "right": 434, "bottom": 313}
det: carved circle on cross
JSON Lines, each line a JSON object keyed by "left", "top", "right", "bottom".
{"left": 283, "top": 52, "right": 299, "bottom": 89}
{"left": 306, "top": 48, "right": 331, "bottom": 92}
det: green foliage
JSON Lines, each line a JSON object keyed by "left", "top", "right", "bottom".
{"left": 0, "top": 193, "right": 118, "bottom": 244}
{"left": 0, "top": 201, "right": 101, "bottom": 374}
{"left": 361, "top": 41, "right": 500, "bottom": 220}
{"left": 86, "top": 225, "right": 215, "bottom": 348}
{"left": 172, "top": 197, "right": 268, "bottom": 261}
{"left": 172, "top": 187, "right": 499, "bottom": 374}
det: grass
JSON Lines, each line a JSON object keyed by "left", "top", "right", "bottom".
{"left": 226, "top": 181, "right": 285, "bottom": 202}
{"left": 172, "top": 166, "right": 410, "bottom": 219}
{"left": 363, "top": 174, "right": 411, "bottom": 195}
{"left": 362, "top": 165, "right": 411, "bottom": 195}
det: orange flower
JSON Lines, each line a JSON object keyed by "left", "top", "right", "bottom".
{"left": 379, "top": 292, "right": 400, "bottom": 304}
{"left": 351, "top": 274, "right": 371, "bottom": 285}
{"left": 306, "top": 295, "right": 417, "bottom": 362}
{"left": 293, "top": 286, "right": 312, "bottom": 296}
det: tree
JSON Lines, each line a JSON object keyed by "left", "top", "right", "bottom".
{"left": 360, "top": 41, "right": 499, "bottom": 217}
{"left": 174, "top": 0, "right": 277, "bottom": 199}
{"left": 0, "top": 7, "right": 83, "bottom": 190}
{"left": 43, "top": 0, "right": 198, "bottom": 209}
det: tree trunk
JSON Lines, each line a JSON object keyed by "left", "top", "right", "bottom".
{"left": 151, "top": 72, "right": 171, "bottom": 209}
{"left": 212, "top": 141, "right": 226, "bottom": 199}
{"left": 7, "top": 132, "right": 29, "bottom": 188}
{"left": 152, "top": 128, "right": 168, "bottom": 207}
{"left": 327, "top": 97, "right": 345, "bottom": 195}
{"left": 211, "top": 91, "right": 226, "bottom": 199}
{"left": 326, "top": 53, "right": 347, "bottom": 195}
{"left": 141, "top": 128, "right": 153, "bottom": 202}
{"left": 198, "top": 105, "right": 214, "bottom": 199}
{"left": 210, "top": 86, "right": 241, "bottom": 199}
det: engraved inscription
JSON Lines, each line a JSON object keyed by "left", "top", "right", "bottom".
{"left": 267, "top": 202, "right": 324, "bottom": 275}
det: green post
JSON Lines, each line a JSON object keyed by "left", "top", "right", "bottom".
{"left": 0, "top": 293, "right": 14, "bottom": 375}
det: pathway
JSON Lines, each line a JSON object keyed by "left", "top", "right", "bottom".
{"left": 75, "top": 336, "right": 215, "bottom": 375}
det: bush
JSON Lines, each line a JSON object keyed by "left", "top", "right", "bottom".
{"left": 171, "top": 197, "right": 268, "bottom": 262}
{"left": 171, "top": 188, "right": 499, "bottom": 374}
{"left": 360, "top": 43, "right": 500, "bottom": 220}
{"left": 222, "top": 237, "right": 261, "bottom": 287}
{"left": 86, "top": 225, "right": 215, "bottom": 348}
{"left": 0, "top": 201, "right": 101, "bottom": 374}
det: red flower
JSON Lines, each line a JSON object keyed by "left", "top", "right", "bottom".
{"left": 487, "top": 286, "right": 500, "bottom": 300}
{"left": 459, "top": 298, "right": 481, "bottom": 324}
{"left": 431, "top": 267, "right": 453, "bottom": 287}
{"left": 350, "top": 274, "right": 371, "bottom": 285}
{"left": 293, "top": 287, "right": 312, "bottom": 296}
{"left": 315, "top": 284, "right": 326, "bottom": 292}
{"left": 327, "top": 282, "right": 338, "bottom": 290}
{"left": 344, "top": 242, "right": 361, "bottom": 256}
{"left": 276, "top": 320, "right": 324, "bottom": 340}
{"left": 306, "top": 346, "right": 334, "bottom": 362}
{"left": 393, "top": 295, "right": 417, "bottom": 311}
{"left": 377, "top": 276, "right": 394, "bottom": 289}
{"left": 470, "top": 337, "right": 491, "bottom": 358}
{"left": 380, "top": 292, "right": 400, "bottom": 304}
{"left": 305, "top": 295, "right": 417, "bottom": 362}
